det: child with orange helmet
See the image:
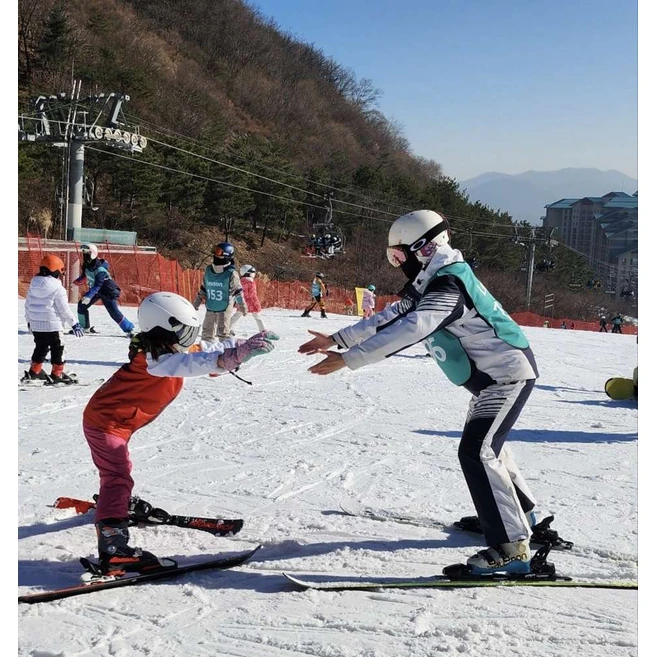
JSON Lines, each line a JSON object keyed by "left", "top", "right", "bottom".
{"left": 23, "top": 254, "right": 85, "bottom": 384}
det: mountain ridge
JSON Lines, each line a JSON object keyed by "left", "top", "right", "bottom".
{"left": 460, "top": 167, "right": 638, "bottom": 224}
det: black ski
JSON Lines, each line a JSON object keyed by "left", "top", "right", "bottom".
{"left": 338, "top": 497, "right": 573, "bottom": 550}
{"left": 18, "top": 545, "right": 262, "bottom": 604}
{"left": 284, "top": 545, "right": 636, "bottom": 591}
{"left": 284, "top": 572, "right": 637, "bottom": 591}
{"left": 52, "top": 496, "right": 244, "bottom": 537}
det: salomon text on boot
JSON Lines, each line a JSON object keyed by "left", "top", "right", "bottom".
{"left": 466, "top": 539, "right": 531, "bottom": 575}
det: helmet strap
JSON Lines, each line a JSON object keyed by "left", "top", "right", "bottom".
{"left": 409, "top": 219, "right": 449, "bottom": 253}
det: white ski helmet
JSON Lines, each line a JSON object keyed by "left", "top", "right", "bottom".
{"left": 81, "top": 243, "right": 99, "bottom": 260}
{"left": 240, "top": 264, "right": 256, "bottom": 277}
{"left": 387, "top": 210, "right": 449, "bottom": 278}
{"left": 138, "top": 292, "right": 200, "bottom": 348}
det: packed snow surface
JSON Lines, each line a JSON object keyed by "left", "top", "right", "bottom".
{"left": 17, "top": 300, "right": 639, "bottom": 656}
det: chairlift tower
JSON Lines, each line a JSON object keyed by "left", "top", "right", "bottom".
{"left": 511, "top": 227, "right": 558, "bottom": 310}
{"left": 18, "top": 80, "right": 147, "bottom": 244}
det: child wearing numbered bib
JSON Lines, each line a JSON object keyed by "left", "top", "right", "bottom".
{"left": 193, "top": 242, "right": 247, "bottom": 343}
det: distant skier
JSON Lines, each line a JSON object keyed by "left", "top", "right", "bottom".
{"left": 599, "top": 316, "right": 608, "bottom": 332}
{"left": 361, "top": 285, "right": 377, "bottom": 319}
{"left": 23, "top": 254, "right": 84, "bottom": 384}
{"left": 611, "top": 313, "right": 624, "bottom": 334}
{"left": 231, "top": 264, "right": 266, "bottom": 333}
{"left": 82, "top": 291, "right": 278, "bottom": 575}
{"left": 193, "top": 242, "right": 247, "bottom": 343}
{"left": 299, "top": 209, "right": 541, "bottom": 576}
{"left": 301, "top": 272, "right": 328, "bottom": 318}
{"left": 73, "top": 243, "right": 135, "bottom": 336}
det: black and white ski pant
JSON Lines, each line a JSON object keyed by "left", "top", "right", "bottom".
{"left": 458, "top": 380, "right": 536, "bottom": 546}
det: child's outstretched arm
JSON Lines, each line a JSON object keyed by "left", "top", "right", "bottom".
{"left": 219, "top": 331, "right": 279, "bottom": 371}
{"left": 146, "top": 331, "right": 279, "bottom": 378}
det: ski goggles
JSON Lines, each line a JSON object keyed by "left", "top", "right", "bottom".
{"left": 386, "top": 219, "right": 448, "bottom": 267}
{"left": 169, "top": 320, "right": 199, "bottom": 348}
{"left": 213, "top": 245, "right": 233, "bottom": 258}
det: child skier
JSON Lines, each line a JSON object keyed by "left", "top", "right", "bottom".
{"left": 193, "top": 242, "right": 247, "bottom": 343}
{"left": 299, "top": 210, "right": 541, "bottom": 576}
{"left": 231, "top": 264, "right": 266, "bottom": 333}
{"left": 361, "top": 285, "right": 376, "bottom": 319}
{"left": 73, "top": 243, "right": 135, "bottom": 336}
{"left": 301, "top": 272, "right": 328, "bottom": 318}
{"left": 83, "top": 291, "right": 278, "bottom": 575}
{"left": 23, "top": 254, "right": 85, "bottom": 384}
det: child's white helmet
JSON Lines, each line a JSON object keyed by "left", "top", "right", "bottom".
{"left": 138, "top": 292, "right": 200, "bottom": 348}
{"left": 81, "top": 243, "right": 99, "bottom": 260}
{"left": 240, "top": 264, "right": 256, "bottom": 277}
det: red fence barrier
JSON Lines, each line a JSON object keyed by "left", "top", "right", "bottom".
{"left": 18, "top": 241, "right": 203, "bottom": 307}
{"left": 18, "top": 238, "right": 636, "bottom": 335}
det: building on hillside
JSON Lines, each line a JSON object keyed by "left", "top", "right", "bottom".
{"left": 542, "top": 191, "right": 638, "bottom": 300}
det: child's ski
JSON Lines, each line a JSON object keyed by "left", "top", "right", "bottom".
{"left": 18, "top": 546, "right": 261, "bottom": 604}
{"left": 52, "top": 496, "right": 243, "bottom": 537}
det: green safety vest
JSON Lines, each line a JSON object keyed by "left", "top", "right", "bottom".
{"left": 203, "top": 266, "right": 233, "bottom": 312}
{"left": 423, "top": 262, "right": 529, "bottom": 385}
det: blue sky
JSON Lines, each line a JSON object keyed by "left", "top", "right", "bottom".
{"left": 249, "top": 0, "right": 639, "bottom": 182}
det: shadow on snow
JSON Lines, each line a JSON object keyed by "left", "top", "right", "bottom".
{"left": 412, "top": 428, "right": 637, "bottom": 443}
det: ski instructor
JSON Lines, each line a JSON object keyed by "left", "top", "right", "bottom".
{"left": 298, "top": 209, "right": 540, "bottom": 576}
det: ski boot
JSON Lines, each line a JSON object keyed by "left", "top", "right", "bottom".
{"left": 69, "top": 326, "right": 98, "bottom": 335}
{"left": 301, "top": 311, "right": 310, "bottom": 317}
{"left": 320, "top": 310, "right": 327, "bottom": 318}
{"left": 465, "top": 539, "right": 531, "bottom": 575}
{"left": 47, "top": 372, "right": 78, "bottom": 385}
{"left": 127, "top": 496, "right": 170, "bottom": 525}
{"left": 21, "top": 368, "right": 51, "bottom": 384}
{"left": 95, "top": 518, "right": 176, "bottom": 575}
{"left": 443, "top": 543, "right": 558, "bottom": 580}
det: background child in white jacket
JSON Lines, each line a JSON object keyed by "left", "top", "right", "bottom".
{"left": 23, "top": 255, "right": 84, "bottom": 384}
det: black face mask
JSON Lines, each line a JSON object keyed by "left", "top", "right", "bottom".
{"left": 400, "top": 254, "right": 422, "bottom": 281}
{"left": 213, "top": 256, "right": 232, "bottom": 267}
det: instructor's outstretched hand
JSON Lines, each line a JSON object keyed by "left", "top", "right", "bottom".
{"left": 308, "top": 351, "right": 346, "bottom": 376}
{"left": 298, "top": 330, "right": 334, "bottom": 355}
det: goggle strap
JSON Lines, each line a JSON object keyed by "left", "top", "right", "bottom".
{"left": 409, "top": 220, "right": 448, "bottom": 252}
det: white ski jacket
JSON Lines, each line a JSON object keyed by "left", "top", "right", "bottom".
{"left": 331, "top": 245, "right": 538, "bottom": 394}
{"left": 24, "top": 276, "right": 78, "bottom": 333}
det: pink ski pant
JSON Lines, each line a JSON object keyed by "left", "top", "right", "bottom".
{"left": 83, "top": 422, "right": 134, "bottom": 522}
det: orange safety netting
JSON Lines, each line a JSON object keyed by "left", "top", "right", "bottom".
{"left": 18, "top": 238, "right": 636, "bottom": 335}
{"left": 18, "top": 240, "right": 203, "bottom": 306}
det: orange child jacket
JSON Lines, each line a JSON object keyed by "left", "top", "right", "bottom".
{"left": 83, "top": 345, "right": 202, "bottom": 440}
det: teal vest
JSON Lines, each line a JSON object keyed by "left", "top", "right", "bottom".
{"left": 423, "top": 262, "right": 529, "bottom": 385}
{"left": 204, "top": 266, "right": 232, "bottom": 312}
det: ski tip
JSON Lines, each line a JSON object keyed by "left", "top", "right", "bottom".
{"left": 283, "top": 573, "right": 311, "bottom": 589}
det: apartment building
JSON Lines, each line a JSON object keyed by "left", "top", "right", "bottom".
{"left": 542, "top": 191, "right": 638, "bottom": 299}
